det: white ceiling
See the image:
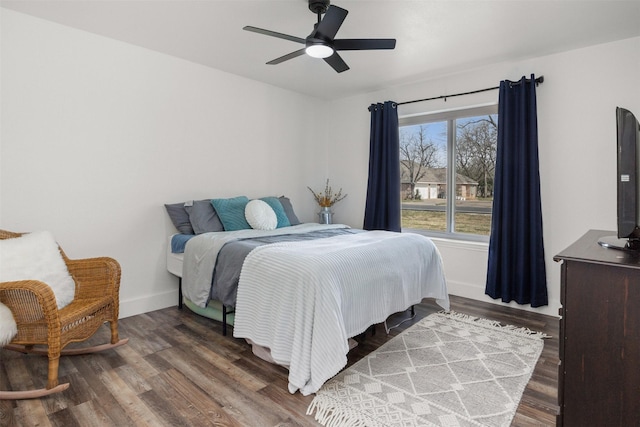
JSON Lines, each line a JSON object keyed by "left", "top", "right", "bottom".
{"left": 2, "top": 0, "right": 640, "bottom": 100}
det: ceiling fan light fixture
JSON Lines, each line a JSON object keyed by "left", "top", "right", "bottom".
{"left": 305, "top": 43, "right": 334, "bottom": 58}
{"left": 244, "top": 2, "right": 396, "bottom": 72}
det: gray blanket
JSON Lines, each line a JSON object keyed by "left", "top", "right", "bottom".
{"left": 211, "top": 228, "right": 361, "bottom": 307}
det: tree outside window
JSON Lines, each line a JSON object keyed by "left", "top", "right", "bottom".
{"left": 399, "top": 105, "right": 498, "bottom": 239}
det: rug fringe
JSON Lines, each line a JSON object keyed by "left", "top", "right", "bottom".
{"left": 438, "top": 310, "right": 550, "bottom": 339}
{"left": 308, "top": 395, "right": 382, "bottom": 427}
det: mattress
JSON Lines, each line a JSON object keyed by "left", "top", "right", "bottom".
{"left": 166, "top": 244, "right": 183, "bottom": 277}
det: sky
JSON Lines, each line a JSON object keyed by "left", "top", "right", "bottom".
{"left": 400, "top": 114, "right": 498, "bottom": 167}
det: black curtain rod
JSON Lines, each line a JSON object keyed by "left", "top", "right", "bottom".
{"left": 397, "top": 75, "right": 544, "bottom": 106}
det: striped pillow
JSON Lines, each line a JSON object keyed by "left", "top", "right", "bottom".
{"left": 211, "top": 196, "right": 251, "bottom": 231}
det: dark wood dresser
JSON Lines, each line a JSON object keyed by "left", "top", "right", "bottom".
{"left": 554, "top": 230, "right": 640, "bottom": 426}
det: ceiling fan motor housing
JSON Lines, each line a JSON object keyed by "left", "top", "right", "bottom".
{"left": 308, "top": 0, "right": 330, "bottom": 15}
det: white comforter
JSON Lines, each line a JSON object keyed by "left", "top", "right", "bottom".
{"left": 232, "top": 230, "right": 449, "bottom": 395}
{"left": 181, "top": 223, "right": 348, "bottom": 307}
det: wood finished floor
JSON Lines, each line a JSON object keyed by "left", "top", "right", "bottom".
{"left": 0, "top": 295, "right": 559, "bottom": 427}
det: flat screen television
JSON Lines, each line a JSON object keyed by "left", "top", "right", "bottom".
{"left": 598, "top": 107, "right": 640, "bottom": 250}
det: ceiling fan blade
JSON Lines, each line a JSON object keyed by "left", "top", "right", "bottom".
{"left": 313, "top": 5, "right": 348, "bottom": 40}
{"left": 334, "top": 38, "right": 397, "bottom": 51}
{"left": 324, "top": 52, "right": 349, "bottom": 73}
{"left": 243, "top": 26, "right": 306, "bottom": 44}
{"left": 266, "top": 48, "right": 307, "bottom": 65}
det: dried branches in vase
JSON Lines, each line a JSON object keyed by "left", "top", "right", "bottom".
{"left": 308, "top": 179, "right": 347, "bottom": 208}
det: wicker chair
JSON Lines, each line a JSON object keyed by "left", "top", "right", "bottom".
{"left": 0, "top": 230, "right": 128, "bottom": 399}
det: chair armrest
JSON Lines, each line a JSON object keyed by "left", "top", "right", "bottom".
{"left": 0, "top": 280, "right": 61, "bottom": 332}
{"left": 64, "top": 257, "right": 121, "bottom": 300}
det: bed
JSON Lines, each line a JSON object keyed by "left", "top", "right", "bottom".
{"left": 166, "top": 224, "right": 359, "bottom": 333}
{"left": 165, "top": 197, "right": 449, "bottom": 395}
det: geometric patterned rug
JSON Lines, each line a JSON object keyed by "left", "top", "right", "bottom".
{"left": 307, "top": 311, "right": 547, "bottom": 427}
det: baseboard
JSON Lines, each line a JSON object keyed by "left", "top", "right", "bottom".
{"left": 119, "top": 289, "right": 177, "bottom": 319}
{"left": 446, "top": 278, "right": 560, "bottom": 318}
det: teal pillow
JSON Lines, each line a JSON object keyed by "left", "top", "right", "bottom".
{"left": 260, "top": 197, "right": 291, "bottom": 228}
{"left": 211, "top": 196, "right": 251, "bottom": 231}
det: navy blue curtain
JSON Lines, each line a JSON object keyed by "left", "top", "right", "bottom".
{"left": 363, "top": 101, "right": 401, "bottom": 232}
{"left": 485, "top": 75, "right": 548, "bottom": 307}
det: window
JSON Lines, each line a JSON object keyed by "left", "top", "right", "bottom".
{"left": 399, "top": 104, "right": 498, "bottom": 240}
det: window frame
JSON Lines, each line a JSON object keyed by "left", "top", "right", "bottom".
{"left": 399, "top": 103, "right": 498, "bottom": 243}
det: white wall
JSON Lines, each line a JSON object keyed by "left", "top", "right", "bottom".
{"left": 3, "top": 8, "right": 639, "bottom": 320}
{"left": 325, "top": 37, "right": 640, "bottom": 317}
{"left": 0, "top": 10, "right": 328, "bottom": 317}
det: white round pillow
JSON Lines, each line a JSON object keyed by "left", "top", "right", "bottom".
{"left": 245, "top": 199, "right": 277, "bottom": 230}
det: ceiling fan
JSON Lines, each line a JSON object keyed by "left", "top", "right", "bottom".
{"left": 243, "top": 0, "right": 396, "bottom": 73}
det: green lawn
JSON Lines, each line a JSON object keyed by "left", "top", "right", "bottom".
{"left": 401, "top": 210, "right": 492, "bottom": 235}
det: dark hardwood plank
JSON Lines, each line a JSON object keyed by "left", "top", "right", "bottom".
{"left": 0, "top": 399, "right": 15, "bottom": 427}
{"left": 0, "top": 295, "right": 559, "bottom": 426}
{"left": 143, "top": 372, "right": 215, "bottom": 427}
{"left": 69, "top": 399, "right": 117, "bottom": 427}
{"left": 48, "top": 407, "right": 80, "bottom": 427}
{"left": 162, "top": 368, "right": 242, "bottom": 427}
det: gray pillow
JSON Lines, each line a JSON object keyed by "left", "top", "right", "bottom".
{"left": 164, "top": 203, "right": 195, "bottom": 234}
{"left": 185, "top": 200, "right": 224, "bottom": 234}
{"left": 279, "top": 196, "right": 301, "bottom": 225}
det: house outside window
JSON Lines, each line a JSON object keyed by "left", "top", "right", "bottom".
{"left": 399, "top": 104, "right": 498, "bottom": 241}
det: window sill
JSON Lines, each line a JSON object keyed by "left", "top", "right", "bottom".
{"left": 402, "top": 228, "right": 490, "bottom": 249}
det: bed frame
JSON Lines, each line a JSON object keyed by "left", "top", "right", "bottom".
{"left": 176, "top": 278, "right": 234, "bottom": 336}
{"left": 168, "top": 240, "right": 235, "bottom": 335}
